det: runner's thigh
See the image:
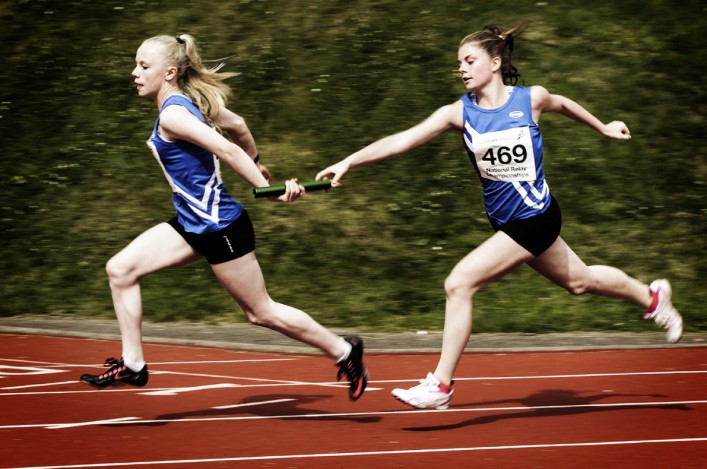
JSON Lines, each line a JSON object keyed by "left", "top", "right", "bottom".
{"left": 111, "top": 222, "right": 200, "bottom": 277}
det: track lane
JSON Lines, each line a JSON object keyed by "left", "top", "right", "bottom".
{"left": 1, "top": 334, "right": 705, "bottom": 468}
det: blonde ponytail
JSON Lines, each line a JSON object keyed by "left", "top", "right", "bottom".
{"left": 143, "top": 34, "right": 238, "bottom": 124}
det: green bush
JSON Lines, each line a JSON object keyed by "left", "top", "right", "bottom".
{"left": 1, "top": 0, "right": 704, "bottom": 332}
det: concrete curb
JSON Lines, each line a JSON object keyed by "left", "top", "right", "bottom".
{"left": 1, "top": 314, "right": 704, "bottom": 354}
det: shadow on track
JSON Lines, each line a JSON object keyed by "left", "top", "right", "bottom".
{"left": 106, "top": 393, "right": 381, "bottom": 427}
{"left": 403, "top": 389, "right": 692, "bottom": 432}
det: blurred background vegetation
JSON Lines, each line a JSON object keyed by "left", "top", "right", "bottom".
{"left": 1, "top": 0, "right": 704, "bottom": 333}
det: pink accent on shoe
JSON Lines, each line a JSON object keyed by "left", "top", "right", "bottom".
{"left": 643, "top": 287, "right": 660, "bottom": 319}
{"left": 645, "top": 279, "right": 683, "bottom": 344}
{"left": 391, "top": 372, "right": 454, "bottom": 410}
{"left": 437, "top": 379, "right": 453, "bottom": 394}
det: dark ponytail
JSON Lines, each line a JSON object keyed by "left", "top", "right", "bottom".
{"left": 460, "top": 20, "right": 529, "bottom": 85}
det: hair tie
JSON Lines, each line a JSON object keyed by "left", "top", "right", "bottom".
{"left": 176, "top": 35, "right": 185, "bottom": 44}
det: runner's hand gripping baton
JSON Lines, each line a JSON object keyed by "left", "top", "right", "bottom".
{"left": 253, "top": 180, "right": 332, "bottom": 198}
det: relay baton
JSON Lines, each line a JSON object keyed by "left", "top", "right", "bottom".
{"left": 253, "top": 179, "right": 332, "bottom": 198}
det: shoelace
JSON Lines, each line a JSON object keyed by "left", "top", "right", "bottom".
{"left": 412, "top": 377, "right": 440, "bottom": 391}
{"left": 98, "top": 357, "right": 124, "bottom": 379}
{"left": 337, "top": 359, "right": 362, "bottom": 384}
{"left": 103, "top": 357, "right": 121, "bottom": 367}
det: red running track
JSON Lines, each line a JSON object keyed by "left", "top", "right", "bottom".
{"left": 1, "top": 333, "right": 706, "bottom": 468}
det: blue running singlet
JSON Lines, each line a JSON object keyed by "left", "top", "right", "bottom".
{"left": 461, "top": 86, "right": 551, "bottom": 227}
{"left": 147, "top": 95, "right": 243, "bottom": 234}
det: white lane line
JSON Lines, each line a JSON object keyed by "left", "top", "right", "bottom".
{"left": 139, "top": 383, "right": 238, "bottom": 396}
{"left": 371, "top": 369, "right": 707, "bottom": 385}
{"left": 0, "top": 365, "right": 68, "bottom": 376}
{"left": 0, "top": 383, "right": 383, "bottom": 396}
{"left": 0, "top": 358, "right": 301, "bottom": 367}
{"left": 151, "top": 370, "right": 302, "bottom": 382}
{"left": 44, "top": 417, "right": 141, "bottom": 430}
{"left": 2, "top": 369, "right": 705, "bottom": 396}
{"left": 0, "top": 358, "right": 86, "bottom": 367}
{"left": 148, "top": 359, "right": 301, "bottom": 365}
{"left": 212, "top": 398, "right": 296, "bottom": 409}
{"left": 0, "top": 381, "right": 78, "bottom": 390}
{"left": 5, "top": 437, "right": 707, "bottom": 468}
{"left": 0, "top": 387, "right": 205, "bottom": 397}
{"left": 2, "top": 399, "right": 705, "bottom": 430}
{"left": 153, "top": 370, "right": 351, "bottom": 389}
{"left": 454, "top": 370, "right": 707, "bottom": 380}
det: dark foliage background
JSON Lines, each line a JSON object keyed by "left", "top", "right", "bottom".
{"left": 1, "top": 0, "right": 704, "bottom": 332}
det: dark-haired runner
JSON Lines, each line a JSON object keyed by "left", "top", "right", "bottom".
{"left": 317, "top": 22, "right": 680, "bottom": 409}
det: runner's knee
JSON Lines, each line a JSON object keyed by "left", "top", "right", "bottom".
{"left": 244, "top": 310, "right": 273, "bottom": 328}
{"left": 564, "top": 277, "right": 595, "bottom": 296}
{"left": 444, "top": 273, "right": 480, "bottom": 299}
{"left": 105, "top": 255, "right": 140, "bottom": 288}
{"left": 241, "top": 303, "right": 279, "bottom": 329}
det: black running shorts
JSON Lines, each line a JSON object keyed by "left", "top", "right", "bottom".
{"left": 490, "top": 195, "right": 562, "bottom": 257}
{"left": 167, "top": 210, "right": 256, "bottom": 265}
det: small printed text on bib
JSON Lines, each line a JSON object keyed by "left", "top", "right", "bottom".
{"left": 465, "top": 124, "right": 537, "bottom": 182}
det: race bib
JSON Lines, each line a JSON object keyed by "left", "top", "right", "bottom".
{"left": 465, "top": 124, "right": 537, "bottom": 182}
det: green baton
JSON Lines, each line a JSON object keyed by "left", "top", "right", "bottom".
{"left": 253, "top": 179, "right": 332, "bottom": 198}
